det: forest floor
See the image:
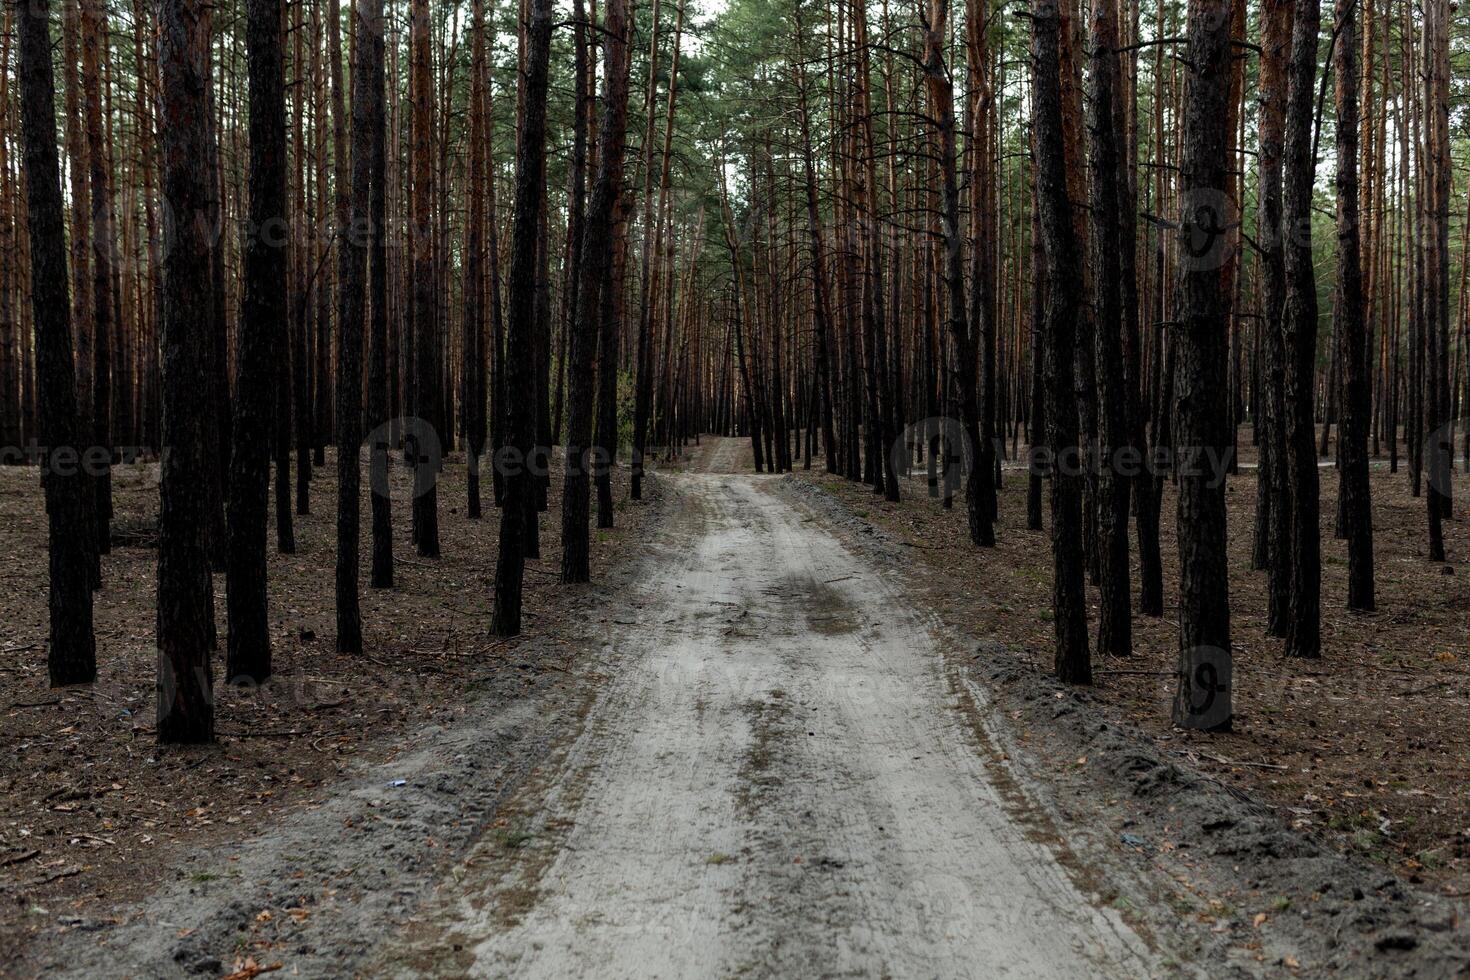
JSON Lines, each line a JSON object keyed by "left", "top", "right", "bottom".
{"left": 0, "top": 448, "right": 668, "bottom": 976}
{"left": 6, "top": 435, "right": 1470, "bottom": 978}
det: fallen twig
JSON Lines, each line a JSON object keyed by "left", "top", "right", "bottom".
{"left": 1189, "top": 750, "right": 1288, "bottom": 772}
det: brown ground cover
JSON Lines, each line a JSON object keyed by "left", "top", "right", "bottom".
{"left": 0, "top": 450, "right": 658, "bottom": 952}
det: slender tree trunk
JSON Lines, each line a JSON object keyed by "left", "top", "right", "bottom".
{"left": 922, "top": 0, "right": 990, "bottom": 547}
{"left": 1031, "top": 0, "right": 1089, "bottom": 684}
{"left": 1026, "top": 191, "right": 1046, "bottom": 533}
{"left": 336, "top": 0, "right": 379, "bottom": 653}
{"left": 327, "top": 0, "right": 350, "bottom": 464}
{"left": 366, "top": 0, "right": 392, "bottom": 589}
{"left": 409, "top": 0, "right": 439, "bottom": 557}
{"left": 491, "top": 0, "right": 553, "bottom": 635}
{"left": 594, "top": 196, "right": 627, "bottom": 528}
{"left": 631, "top": 0, "right": 660, "bottom": 498}
{"left": 1334, "top": 0, "right": 1374, "bottom": 610}
{"left": 16, "top": 0, "right": 97, "bottom": 686}
{"left": 792, "top": 13, "right": 838, "bottom": 474}
{"left": 1259, "top": 0, "right": 1294, "bottom": 637}
{"left": 81, "top": 0, "right": 114, "bottom": 558}
{"left": 1087, "top": 0, "right": 1131, "bottom": 656}
{"left": 1282, "top": 0, "right": 1321, "bottom": 659}
{"left": 561, "top": 0, "right": 630, "bottom": 584}
{"left": 463, "top": 0, "right": 489, "bottom": 521}
{"left": 61, "top": 0, "right": 100, "bottom": 589}
{"left": 155, "top": 0, "right": 217, "bottom": 742}
{"left": 1170, "top": 0, "right": 1234, "bottom": 727}
{"left": 1423, "top": 0, "right": 1451, "bottom": 559}
{"left": 226, "top": 0, "right": 288, "bottom": 684}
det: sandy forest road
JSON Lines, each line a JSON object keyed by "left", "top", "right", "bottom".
{"left": 383, "top": 439, "right": 1161, "bottom": 978}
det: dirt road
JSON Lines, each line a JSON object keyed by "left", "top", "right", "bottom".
{"left": 387, "top": 443, "right": 1158, "bottom": 977}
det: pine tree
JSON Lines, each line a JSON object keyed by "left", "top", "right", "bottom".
{"left": 156, "top": 0, "right": 218, "bottom": 743}
{"left": 226, "top": 0, "right": 289, "bottom": 684}
{"left": 492, "top": 0, "right": 555, "bottom": 635}
{"left": 1170, "top": 0, "right": 1234, "bottom": 726}
{"left": 15, "top": 0, "right": 97, "bottom": 687}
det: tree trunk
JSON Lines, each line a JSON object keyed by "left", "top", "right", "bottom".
{"left": 491, "top": 0, "right": 553, "bottom": 635}
{"left": 594, "top": 196, "right": 628, "bottom": 528}
{"left": 16, "top": 0, "right": 97, "bottom": 686}
{"left": 61, "top": 0, "right": 100, "bottom": 590}
{"left": 1031, "top": 0, "right": 1090, "bottom": 684}
{"left": 366, "top": 0, "right": 392, "bottom": 589}
{"left": 1333, "top": 0, "right": 1375, "bottom": 610}
{"left": 561, "top": 0, "right": 630, "bottom": 584}
{"left": 81, "top": 0, "right": 114, "bottom": 559}
{"left": 226, "top": 0, "right": 288, "bottom": 684}
{"left": 1282, "top": 0, "right": 1321, "bottom": 660}
{"left": 1087, "top": 0, "right": 1131, "bottom": 656}
{"left": 463, "top": 0, "right": 489, "bottom": 521}
{"left": 1258, "top": 0, "right": 1293, "bottom": 637}
{"left": 335, "top": 0, "right": 380, "bottom": 653}
{"left": 1422, "top": 0, "right": 1451, "bottom": 560}
{"left": 1170, "top": 0, "right": 1234, "bottom": 727}
{"left": 922, "top": 0, "right": 991, "bottom": 547}
{"left": 155, "top": 0, "right": 217, "bottom": 742}
{"left": 409, "top": 0, "right": 439, "bottom": 557}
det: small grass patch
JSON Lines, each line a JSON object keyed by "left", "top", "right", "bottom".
{"left": 493, "top": 826, "right": 535, "bottom": 850}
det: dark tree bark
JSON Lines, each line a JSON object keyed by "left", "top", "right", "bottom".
{"left": 1087, "top": 0, "right": 1131, "bottom": 656}
{"left": 1333, "top": 0, "right": 1374, "bottom": 611}
{"left": 1115, "top": 0, "right": 1160, "bottom": 618}
{"left": 202, "top": 18, "right": 231, "bottom": 571}
{"left": 336, "top": 0, "right": 379, "bottom": 653}
{"left": 491, "top": 0, "right": 554, "bottom": 635}
{"left": 326, "top": 0, "right": 348, "bottom": 462}
{"left": 594, "top": 198, "right": 627, "bottom": 528}
{"left": 16, "top": 0, "right": 97, "bottom": 686}
{"left": 1258, "top": 0, "right": 1293, "bottom": 637}
{"left": 366, "top": 0, "right": 392, "bottom": 589}
{"left": 922, "top": 0, "right": 991, "bottom": 548}
{"left": 1423, "top": 0, "right": 1451, "bottom": 561}
{"left": 155, "top": 0, "right": 217, "bottom": 742}
{"left": 226, "top": 0, "right": 288, "bottom": 684}
{"left": 409, "top": 0, "right": 439, "bottom": 558}
{"left": 561, "top": 0, "right": 630, "bottom": 584}
{"left": 463, "top": 0, "right": 489, "bottom": 521}
{"left": 859, "top": 0, "right": 896, "bottom": 501}
{"left": 60, "top": 0, "right": 100, "bottom": 592}
{"left": 1282, "top": 0, "right": 1321, "bottom": 660}
{"left": 81, "top": 0, "right": 113, "bottom": 559}
{"left": 1026, "top": 194, "right": 1046, "bottom": 533}
{"left": 1170, "top": 0, "right": 1234, "bottom": 728}
{"left": 567, "top": 0, "right": 593, "bottom": 484}
{"left": 1031, "top": 0, "right": 1089, "bottom": 684}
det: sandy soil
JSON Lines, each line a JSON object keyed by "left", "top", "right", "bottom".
{"left": 786, "top": 431, "right": 1470, "bottom": 896}
{"left": 378, "top": 440, "right": 1155, "bottom": 978}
